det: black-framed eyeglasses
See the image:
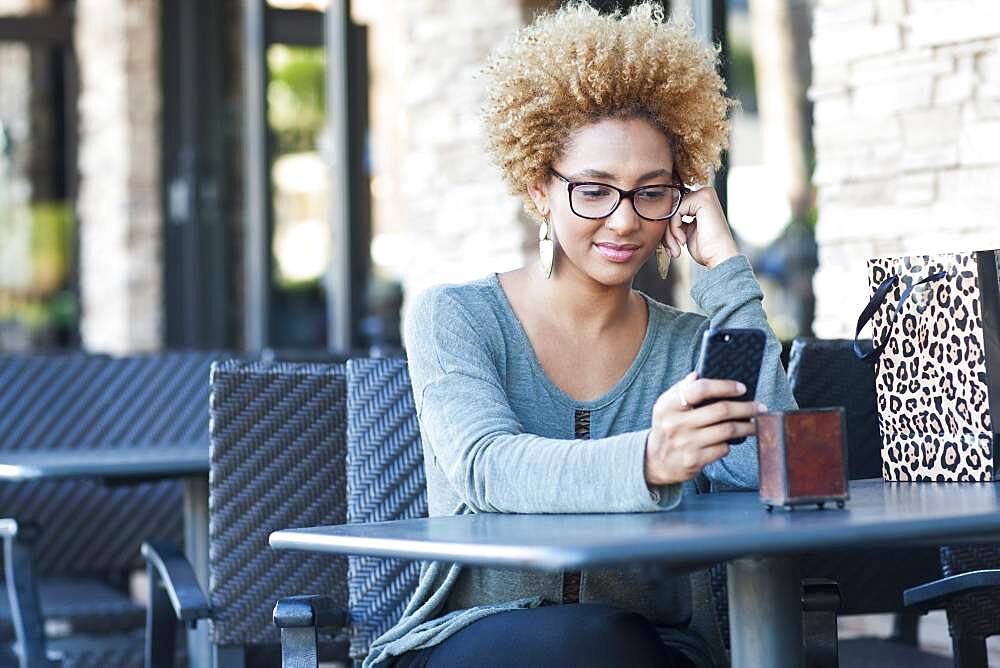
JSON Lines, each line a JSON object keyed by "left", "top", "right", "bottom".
{"left": 550, "top": 168, "right": 690, "bottom": 221}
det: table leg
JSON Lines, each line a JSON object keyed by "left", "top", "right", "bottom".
{"left": 727, "top": 555, "right": 802, "bottom": 668}
{"left": 184, "top": 476, "right": 211, "bottom": 668}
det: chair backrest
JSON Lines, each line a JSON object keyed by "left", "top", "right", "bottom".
{"left": 789, "top": 340, "right": 944, "bottom": 616}
{"left": 787, "top": 338, "right": 883, "bottom": 480}
{"left": 345, "top": 356, "right": 427, "bottom": 661}
{"left": 0, "top": 351, "right": 219, "bottom": 576}
{"left": 207, "top": 359, "right": 348, "bottom": 648}
{"left": 940, "top": 545, "right": 1000, "bottom": 639}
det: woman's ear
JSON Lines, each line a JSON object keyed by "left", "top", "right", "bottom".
{"left": 527, "top": 174, "right": 550, "bottom": 218}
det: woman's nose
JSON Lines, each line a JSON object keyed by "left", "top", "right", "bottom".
{"left": 603, "top": 198, "right": 642, "bottom": 235}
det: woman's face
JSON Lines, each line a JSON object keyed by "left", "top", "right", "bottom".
{"left": 530, "top": 117, "right": 674, "bottom": 287}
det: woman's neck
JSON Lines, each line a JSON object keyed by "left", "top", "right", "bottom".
{"left": 524, "top": 264, "right": 639, "bottom": 338}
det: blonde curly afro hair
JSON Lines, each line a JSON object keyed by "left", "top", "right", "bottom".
{"left": 483, "top": 1, "right": 734, "bottom": 219}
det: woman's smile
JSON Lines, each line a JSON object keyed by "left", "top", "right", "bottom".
{"left": 593, "top": 242, "right": 640, "bottom": 263}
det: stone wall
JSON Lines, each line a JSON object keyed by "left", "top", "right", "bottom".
{"left": 75, "top": 0, "right": 162, "bottom": 353}
{"left": 810, "top": 0, "right": 1000, "bottom": 337}
{"left": 361, "top": 0, "right": 535, "bottom": 322}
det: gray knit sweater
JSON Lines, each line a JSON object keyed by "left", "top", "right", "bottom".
{"left": 364, "top": 255, "right": 795, "bottom": 666}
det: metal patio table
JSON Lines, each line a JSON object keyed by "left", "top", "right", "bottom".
{"left": 270, "top": 478, "right": 1000, "bottom": 668}
{"left": 0, "top": 447, "right": 211, "bottom": 668}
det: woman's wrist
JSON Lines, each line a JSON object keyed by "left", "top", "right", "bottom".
{"left": 643, "top": 431, "right": 675, "bottom": 487}
{"left": 704, "top": 245, "right": 740, "bottom": 270}
{"left": 643, "top": 433, "right": 661, "bottom": 488}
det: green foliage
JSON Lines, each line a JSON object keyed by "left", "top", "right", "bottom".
{"left": 267, "top": 45, "right": 326, "bottom": 154}
{"left": 29, "top": 201, "right": 73, "bottom": 292}
{"left": 0, "top": 201, "right": 77, "bottom": 336}
{"left": 727, "top": 41, "right": 757, "bottom": 113}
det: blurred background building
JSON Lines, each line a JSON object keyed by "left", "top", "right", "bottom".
{"left": 1, "top": 0, "right": 998, "bottom": 356}
{"left": 810, "top": 0, "right": 1000, "bottom": 338}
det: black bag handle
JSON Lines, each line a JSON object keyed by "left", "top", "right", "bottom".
{"left": 854, "top": 269, "right": 947, "bottom": 361}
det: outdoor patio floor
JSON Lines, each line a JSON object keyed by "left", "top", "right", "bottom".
{"left": 840, "top": 611, "right": 1000, "bottom": 665}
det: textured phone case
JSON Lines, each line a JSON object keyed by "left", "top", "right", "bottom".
{"left": 695, "top": 329, "right": 766, "bottom": 444}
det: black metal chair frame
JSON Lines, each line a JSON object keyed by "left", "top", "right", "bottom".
{"left": 141, "top": 542, "right": 210, "bottom": 668}
{"left": 1, "top": 519, "right": 56, "bottom": 667}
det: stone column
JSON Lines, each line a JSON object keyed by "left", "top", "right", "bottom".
{"left": 810, "top": 0, "right": 1000, "bottom": 337}
{"left": 362, "top": 0, "right": 531, "bottom": 323}
{"left": 75, "top": 0, "right": 162, "bottom": 352}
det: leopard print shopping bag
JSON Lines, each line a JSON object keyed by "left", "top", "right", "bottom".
{"left": 855, "top": 250, "right": 1000, "bottom": 482}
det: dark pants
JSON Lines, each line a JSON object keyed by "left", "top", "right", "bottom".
{"left": 393, "top": 603, "right": 696, "bottom": 667}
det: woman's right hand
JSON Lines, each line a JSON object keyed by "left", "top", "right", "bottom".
{"left": 644, "top": 372, "right": 767, "bottom": 486}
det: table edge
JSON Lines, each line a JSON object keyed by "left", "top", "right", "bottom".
{"left": 268, "top": 511, "right": 1000, "bottom": 571}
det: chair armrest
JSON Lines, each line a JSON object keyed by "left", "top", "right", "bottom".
{"left": 273, "top": 595, "right": 348, "bottom": 630}
{"left": 2, "top": 519, "right": 53, "bottom": 666}
{"left": 802, "top": 578, "right": 841, "bottom": 612}
{"left": 904, "top": 569, "right": 1000, "bottom": 612}
{"left": 0, "top": 518, "right": 18, "bottom": 538}
{"left": 141, "top": 541, "right": 211, "bottom": 623}
{"left": 274, "top": 596, "right": 348, "bottom": 668}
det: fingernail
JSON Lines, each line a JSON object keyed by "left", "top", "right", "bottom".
{"left": 757, "top": 402, "right": 769, "bottom": 412}
{"left": 736, "top": 382, "right": 747, "bottom": 393}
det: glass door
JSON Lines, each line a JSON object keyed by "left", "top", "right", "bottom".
{"left": 243, "top": 0, "right": 371, "bottom": 354}
{"left": 0, "top": 1, "right": 78, "bottom": 351}
{"left": 266, "top": 40, "right": 332, "bottom": 348}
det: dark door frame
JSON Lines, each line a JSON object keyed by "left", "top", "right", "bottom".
{"left": 161, "top": 0, "right": 235, "bottom": 349}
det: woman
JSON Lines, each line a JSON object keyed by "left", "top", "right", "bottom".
{"left": 370, "top": 3, "right": 796, "bottom": 666}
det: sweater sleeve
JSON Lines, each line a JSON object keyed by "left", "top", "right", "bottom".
{"left": 688, "top": 255, "right": 798, "bottom": 491}
{"left": 402, "top": 285, "right": 682, "bottom": 514}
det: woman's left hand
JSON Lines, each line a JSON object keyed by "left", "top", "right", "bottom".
{"left": 661, "top": 186, "right": 740, "bottom": 269}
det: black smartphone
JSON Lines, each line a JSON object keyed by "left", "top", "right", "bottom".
{"left": 694, "top": 328, "right": 766, "bottom": 444}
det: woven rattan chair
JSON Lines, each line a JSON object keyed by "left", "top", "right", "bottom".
{"left": 905, "top": 545, "right": 1000, "bottom": 667}
{"left": 0, "top": 352, "right": 219, "bottom": 667}
{"left": 790, "top": 339, "right": 943, "bottom": 664}
{"left": 790, "top": 339, "right": 939, "bottom": 622}
{"left": 143, "top": 360, "right": 350, "bottom": 667}
{"left": 786, "top": 338, "right": 882, "bottom": 479}
{"left": 342, "top": 357, "right": 426, "bottom": 661}
{"left": 272, "top": 356, "right": 425, "bottom": 667}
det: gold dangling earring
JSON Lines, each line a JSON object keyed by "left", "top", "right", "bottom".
{"left": 539, "top": 218, "right": 554, "bottom": 278}
{"left": 655, "top": 242, "right": 671, "bottom": 279}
